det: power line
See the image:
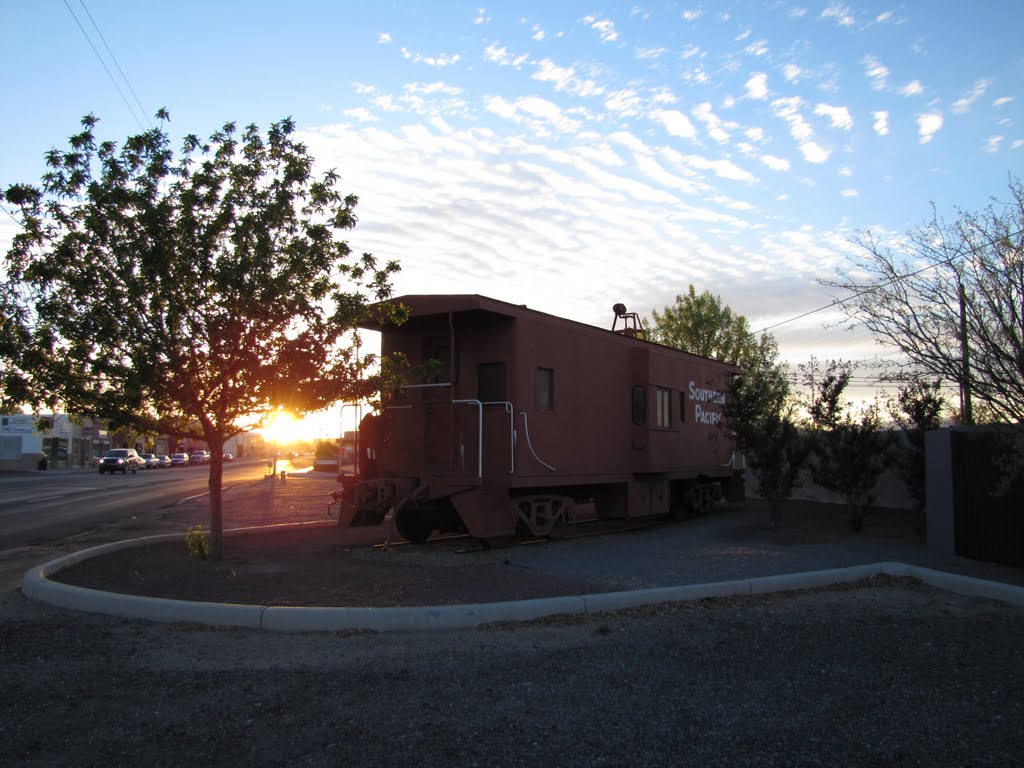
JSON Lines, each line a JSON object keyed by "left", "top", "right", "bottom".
{"left": 62, "top": 0, "right": 147, "bottom": 130}
{"left": 77, "top": 0, "right": 151, "bottom": 129}
{"left": 754, "top": 226, "right": 1024, "bottom": 335}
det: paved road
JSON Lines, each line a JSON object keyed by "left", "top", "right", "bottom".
{"left": 0, "top": 459, "right": 288, "bottom": 549}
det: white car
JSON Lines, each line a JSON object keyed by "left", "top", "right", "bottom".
{"left": 169, "top": 453, "right": 190, "bottom": 467}
{"left": 139, "top": 453, "right": 159, "bottom": 469}
{"left": 189, "top": 450, "right": 211, "bottom": 465}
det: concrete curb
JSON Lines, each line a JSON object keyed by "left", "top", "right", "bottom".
{"left": 22, "top": 530, "right": 1024, "bottom": 633}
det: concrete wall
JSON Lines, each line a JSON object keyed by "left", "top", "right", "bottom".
{"left": 924, "top": 428, "right": 958, "bottom": 555}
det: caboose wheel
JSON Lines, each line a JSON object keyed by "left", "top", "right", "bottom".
{"left": 514, "top": 495, "right": 572, "bottom": 537}
{"left": 395, "top": 511, "right": 433, "bottom": 544}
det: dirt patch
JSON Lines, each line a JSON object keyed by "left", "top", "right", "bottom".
{"left": 52, "top": 525, "right": 597, "bottom": 607}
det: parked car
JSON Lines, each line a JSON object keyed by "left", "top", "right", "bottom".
{"left": 169, "top": 452, "right": 190, "bottom": 467}
{"left": 189, "top": 450, "right": 210, "bottom": 465}
{"left": 154, "top": 454, "right": 172, "bottom": 468}
{"left": 139, "top": 453, "right": 159, "bottom": 469}
{"left": 98, "top": 448, "right": 145, "bottom": 474}
{"left": 223, "top": 453, "right": 234, "bottom": 462}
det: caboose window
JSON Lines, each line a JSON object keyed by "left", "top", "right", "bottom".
{"left": 478, "top": 362, "right": 507, "bottom": 402}
{"left": 656, "top": 387, "right": 671, "bottom": 428}
{"left": 536, "top": 367, "right": 554, "bottom": 411}
{"left": 423, "top": 336, "right": 455, "bottom": 384}
{"left": 631, "top": 385, "right": 646, "bottom": 425}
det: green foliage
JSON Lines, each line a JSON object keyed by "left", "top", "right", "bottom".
{"left": 1, "top": 111, "right": 403, "bottom": 559}
{"left": 803, "top": 359, "right": 890, "bottom": 531}
{"left": 888, "top": 379, "right": 947, "bottom": 516}
{"left": 185, "top": 525, "right": 210, "bottom": 560}
{"left": 648, "top": 285, "right": 761, "bottom": 366}
{"left": 721, "top": 333, "right": 808, "bottom": 527}
{"left": 652, "top": 286, "right": 805, "bottom": 527}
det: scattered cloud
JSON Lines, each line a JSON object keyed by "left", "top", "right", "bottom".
{"left": 343, "top": 107, "right": 377, "bottom": 122}
{"left": 782, "top": 64, "right": 801, "bottom": 83}
{"left": 953, "top": 79, "right": 991, "bottom": 114}
{"left": 532, "top": 59, "right": 604, "bottom": 97}
{"left": 636, "top": 47, "right": 668, "bottom": 60}
{"left": 984, "top": 135, "right": 1003, "bottom": 153}
{"left": 900, "top": 80, "right": 924, "bottom": 97}
{"left": 484, "top": 43, "right": 528, "bottom": 67}
{"left": 821, "top": 3, "right": 856, "bottom": 27}
{"left": 863, "top": 55, "right": 889, "bottom": 91}
{"left": 760, "top": 154, "right": 790, "bottom": 172}
{"left": 484, "top": 95, "right": 582, "bottom": 134}
{"left": 801, "top": 142, "right": 831, "bottom": 164}
{"left": 582, "top": 15, "right": 618, "bottom": 42}
{"left": 401, "top": 48, "right": 462, "bottom": 67}
{"left": 745, "top": 72, "right": 769, "bottom": 100}
{"left": 474, "top": 8, "right": 490, "bottom": 25}
{"left": 652, "top": 109, "right": 697, "bottom": 139}
{"left": 917, "top": 112, "right": 944, "bottom": 143}
{"left": 745, "top": 39, "right": 769, "bottom": 57}
{"left": 682, "top": 9, "right": 703, "bottom": 22}
{"left": 771, "top": 97, "right": 832, "bottom": 164}
{"left": 378, "top": 32, "right": 391, "bottom": 44}
{"left": 814, "top": 103, "right": 854, "bottom": 130}
{"left": 681, "top": 65, "right": 712, "bottom": 86}
{"left": 693, "top": 102, "right": 733, "bottom": 144}
{"left": 605, "top": 89, "right": 645, "bottom": 117}
{"left": 872, "top": 111, "right": 890, "bottom": 135}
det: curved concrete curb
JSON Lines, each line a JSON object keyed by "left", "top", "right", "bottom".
{"left": 23, "top": 530, "right": 1024, "bottom": 633}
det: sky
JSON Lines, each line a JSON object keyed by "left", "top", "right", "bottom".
{"left": 2, "top": 1, "right": 1023, "bottom": 434}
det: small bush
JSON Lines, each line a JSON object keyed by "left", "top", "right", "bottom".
{"left": 185, "top": 525, "right": 210, "bottom": 560}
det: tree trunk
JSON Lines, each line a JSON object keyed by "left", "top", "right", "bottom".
{"left": 207, "top": 435, "right": 226, "bottom": 560}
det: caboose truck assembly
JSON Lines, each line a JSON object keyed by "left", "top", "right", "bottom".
{"left": 334, "top": 295, "right": 744, "bottom": 544}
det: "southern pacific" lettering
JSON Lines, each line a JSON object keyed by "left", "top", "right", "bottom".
{"left": 689, "top": 380, "right": 725, "bottom": 425}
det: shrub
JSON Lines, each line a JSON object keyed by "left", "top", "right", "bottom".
{"left": 185, "top": 525, "right": 210, "bottom": 560}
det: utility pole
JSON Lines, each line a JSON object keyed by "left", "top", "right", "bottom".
{"left": 959, "top": 282, "right": 973, "bottom": 425}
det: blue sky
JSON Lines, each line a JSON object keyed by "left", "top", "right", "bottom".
{"left": 3, "top": 0, "right": 1023, "bottom": 414}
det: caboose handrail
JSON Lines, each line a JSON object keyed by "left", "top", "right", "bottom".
{"left": 519, "top": 411, "right": 557, "bottom": 472}
{"left": 451, "top": 399, "right": 484, "bottom": 477}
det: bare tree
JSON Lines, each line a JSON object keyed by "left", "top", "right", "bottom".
{"left": 824, "top": 177, "right": 1024, "bottom": 424}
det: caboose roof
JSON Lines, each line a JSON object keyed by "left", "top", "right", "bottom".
{"left": 362, "top": 293, "right": 738, "bottom": 370}
{"left": 367, "top": 294, "right": 522, "bottom": 323}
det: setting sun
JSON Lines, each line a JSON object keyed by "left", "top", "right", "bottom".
{"left": 261, "top": 412, "right": 306, "bottom": 445}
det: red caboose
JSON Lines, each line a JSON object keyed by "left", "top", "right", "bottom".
{"left": 339, "top": 295, "right": 743, "bottom": 543}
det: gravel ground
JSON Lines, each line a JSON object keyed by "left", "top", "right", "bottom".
{"left": 3, "top": 473, "right": 1024, "bottom": 766}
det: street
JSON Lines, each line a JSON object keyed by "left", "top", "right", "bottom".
{"left": 0, "top": 459, "right": 283, "bottom": 550}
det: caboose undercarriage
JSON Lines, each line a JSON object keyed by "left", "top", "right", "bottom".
{"left": 332, "top": 472, "right": 745, "bottom": 545}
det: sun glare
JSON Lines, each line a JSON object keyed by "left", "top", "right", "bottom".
{"left": 262, "top": 412, "right": 304, "bottom": 445}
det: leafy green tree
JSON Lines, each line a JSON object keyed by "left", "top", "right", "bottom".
{"left": 1, "top": 111, "right": 402, "bottom": 559}
{"left": 648, "top": 285, "right": 761, "bottom": 366}
{"left": 803, "top": 359, "right": 890, "bottom": 532}
{"left": 721, "top": 334, "right": 808, "bottom": 528}
{"left": 652, "top": 287, "right": 806, "bottom": 525}
{"left": 888, "top": 379, "right": 947, "bottom": 521}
